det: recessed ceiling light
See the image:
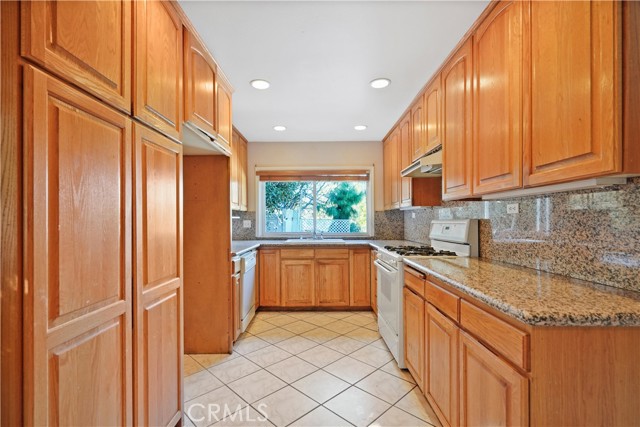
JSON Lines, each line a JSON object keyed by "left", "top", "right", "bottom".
{"left": 370, "top": 78, "right": 391, "bottom": 89}
{"left": 250, "top": 79, "right": 270, "bottom": 90}
{"left": 273, "top": 125, "right": 286, "bottom": 132}
{"left": 354, "top": 125, "right": 367, "bottom": 131}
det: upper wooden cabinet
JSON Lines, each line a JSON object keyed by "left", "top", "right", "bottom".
{"left": 424, "top": 76, "right": 442, "bottom": 155}
{"left": 410, "top": 95, "right": 425, "bottom": 161}
{"left": 184, "top": 28, "right": 216, "bottom": 136}
{"left": 23, "top": 65, "right": 133, "bottom": 426}
{"left": 217, "top": 79, "right": 233, "bottom": 148}
{"left": 383, "top": 128, "right": 401, "bottom": 210}
{"left": 524, "top": 1, "right": 620, "bottom": 186}
{"left": 231, "top": 127, "right": 248, "bottom": 211}
{"left": 134, "top": 0, "right": 183, "bottom": 141}
{"left": 399, "top": 113, "right": 413, "bottom": 208}
{"left": 442, "top": 40, "right": 474, "bottom": 200}
{"left": 21, "top": 0, "right": 132, "bottom": 113}
{"left": 473, "top": 0, "right": 524, "bottom": 195}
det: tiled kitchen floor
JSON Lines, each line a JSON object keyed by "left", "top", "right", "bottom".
{"left": 183, "top": 311, "right": 441, "bottom": 427}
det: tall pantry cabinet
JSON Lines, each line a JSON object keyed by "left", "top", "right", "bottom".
{"left": 2, "top": 0, "right": 200, "bottom": 424}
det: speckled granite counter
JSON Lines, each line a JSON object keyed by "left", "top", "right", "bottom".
{"left": 403, "top": 257, "right": 640, "bottom": 327}
{"left": 231, "top": 239, "right": 418, "bottom": 256}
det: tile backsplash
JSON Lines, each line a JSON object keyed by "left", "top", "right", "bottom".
{"left": 404, "top": 177, "right": 640, "bottom": 292}
{"left": 232, "top": 209, "right": 404, "bottom": 241}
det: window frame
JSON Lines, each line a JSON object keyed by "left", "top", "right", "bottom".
{"left": 255, "top": 166, "right": 375, "bottom": 238}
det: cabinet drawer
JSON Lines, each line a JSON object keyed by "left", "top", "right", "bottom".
{"left": 404, "top": 267, "right": 426, "bottom": 298}
{"left": 280, "top": 249, "right": 315, "bottom": 259}
{"left": 316, "top": 249, "right": 349, "bottom": 259}
{"left": 460, "top": 300, "right": 529, "bottom": 370}
{"left": 425, "top": 279, "right": 459, "bottom": 321}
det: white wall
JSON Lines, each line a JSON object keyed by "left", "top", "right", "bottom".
{"left": 246, "top": 141, "right": 384, "bottom": 211}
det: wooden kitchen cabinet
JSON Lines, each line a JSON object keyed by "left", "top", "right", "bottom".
{"left": 134, "top": 0, "right": 183, "bottom": 141}
{"left": 524, "top": 1, "right": 621, "bottom": 186}
{"left": 23, "top": 65, "right": 133, "bottom": 426}
{"left": 133, "top": 123, "right": 183, "bottom": 427}
{"left": 370, "top": 253, "right": 378, "bottom": 314}
{"left": 216, "top": 78, "right": 233, "bottom": 148}
{"left": 384, "top": 128, "right": 401, "bottom": 209}
{"left": 403, "top": 288, "right": 425, "bottom": 389}
{"left": 184, "top": 27, "right": 216, "bottom": 136}
{"left": 281, "top": 260, "right": 315, "bottom": 307}
{"left": 473, "top": 0, "right": 524, "bottom": 195}
{"left": 459, "top": 331, "right": 528, "bottom": 427}
{"left": 399, "top": 113, "right": 413, "bottom": 208}
{"left": 411, "top": 95, "right": 425, "bottom": 161}
{"left": 383, "top": 137, "right": 393, "bottom": 209}
{"left": 350, "top": 249, "right": 371, "bottom": 306}
{"left": 425, "top": 303, "right": 459, "bottom": 427}
{"left": 442, "top": 39, "right": 474, "bottom": 200}
{"left": 424, "top": 76, "right": 442, "bottom": 155}
{"left": 316, "top": 259, "right": 350, "bottom": 306}
{"left": 231, "top": 127, "right": 248, "bottom": 211}
{"left": 259, "top": 249, "right": 281, "bottom": 306}
{"left": 21, "top": 0, "right": 132, "bottom": 112}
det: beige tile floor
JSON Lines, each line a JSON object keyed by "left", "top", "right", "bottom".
{"left": 183, "top": 311, "right": 442, "bottom": 427}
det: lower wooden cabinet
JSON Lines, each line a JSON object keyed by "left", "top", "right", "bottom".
{"left": 317, "top": 259, "right": 350, "bottom": 306}
{"left": 370, "top": 253, "right": 378, "bottom": 314}
{"left": 425, "top": 303, "right": 459, "bottom": 427}
{"left": 258, "top": 247, "right": 371, "bottom": 308}
{"left": 281, "top": 260, "right": 315, "bottom": 307}
{"left": 403, "top": 288, "right": 425, "bottom": 388}
{"left": 459, "top": 331, "right": 528, "bottom": 427}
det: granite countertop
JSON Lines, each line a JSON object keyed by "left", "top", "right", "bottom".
{"left": 403, "top": 257, "right": 640, "bottom": 327}
{"left": 231, "top": 239, "right": 419, "bottom": 256}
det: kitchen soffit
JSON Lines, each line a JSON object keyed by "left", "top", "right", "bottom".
{"left": 179, "top": 0, "right": 489, "bottom": 143}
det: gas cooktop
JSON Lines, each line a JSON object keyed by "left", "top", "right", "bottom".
{"left": 383, "top": 245, "right": 458, "bottom": 257}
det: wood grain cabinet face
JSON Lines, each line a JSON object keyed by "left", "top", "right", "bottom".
{"left": 216, "top": 81, "right": 233, "bottom": 147}
{"left": 23, "top": 66, "right": 133, "bottom": 426}
{"left": 259, "top": 250, "right": 281, "bottom": 306}
{"left": 442, "top": 40, "right": 474, "bottom": 200}
{"left": 350, "top": 249, "right": 371, "bottom": 306}
{"left": 133, "top": 124, "right": 183, "bottom": 427}
{"left": 184, "top": 29, "right": 216, "bottom": 136}
{"left": 21, "top": 0, "right": 132, "bottom": 112}
{"left": 411, "top": 96, "right": 425, "bottom": 161}
{"left": 399, "top": 113, "right": 413, "bottom": 208}
{"left": 459, "top": 331, "right": 529, "bottom": 427}
{"left": 525, "top": 1, "right": 618, "bottom": 186}
{"left": 390, "top": 129, "right": 401, "bottom": 208}
{"left": 425, "top": 304, "right": 459, "bottom": 427}
{"left": 383, "top": 138, "right": 393, "bottom": 209}
{"left": 231, "top": 129, "right": 248, "bottom": 211}
{"left": 134, "top": 0, "right": 183, "bottom": 140}
{"left": 281, "top": 260, "right": 315, "bottom": 307}
{"left": 239, "top": 137, "right": 248, "bottom": 210}
{"left": 403, "top": 288, "right": 425, "bottom": 388}
{"left": 424, "top": 77, "right": 442, "bottom": 154}
{"left": 316, "top": 259, "right": 350, "bottom": 306}
{"left": 473, "top": 0, "right": 524, "bottom": 195}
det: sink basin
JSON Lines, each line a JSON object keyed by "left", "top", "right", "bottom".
{"left": 285, "top": 238, "right": 345, "bottom": 244}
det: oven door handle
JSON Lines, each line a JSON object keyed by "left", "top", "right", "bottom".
{"left": 374, "top": 259, "right": 396, "bottom": 275}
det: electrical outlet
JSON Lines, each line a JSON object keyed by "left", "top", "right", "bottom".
{"left": 243, "top": 220, "right": 252, "bottom": 228}
{"left": 411, "top": 212, "right": 416, "bottom": 219}
{"left": 507, "top": 203, "right": 519, "bottom": 214}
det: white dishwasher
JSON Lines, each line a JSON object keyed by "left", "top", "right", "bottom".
{"left": 240, "top": 250, "right": 257, "bottom": 331}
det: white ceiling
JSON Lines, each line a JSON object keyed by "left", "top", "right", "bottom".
{"left": 179, "top": 1, "right": 489, "bottom": 143}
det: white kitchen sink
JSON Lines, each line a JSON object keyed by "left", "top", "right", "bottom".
{"left": 285, "top": 238, "right": 345, "bottom": 244}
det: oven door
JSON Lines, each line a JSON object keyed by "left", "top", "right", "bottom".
{"left": 374, "top": 259, "right": 399, "bottom": 335}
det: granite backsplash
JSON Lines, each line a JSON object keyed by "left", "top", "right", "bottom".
{"left": 404, "top": 177, "right": 640, "bottom": 292}
{"left": 232, "top": 209, "right": 404, "bottom": 241}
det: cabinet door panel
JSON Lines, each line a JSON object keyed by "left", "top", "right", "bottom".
{"left": 23, "top": 66, "right": 132, "bottom": 426}
{"left": 525, "top": 1, "right": 618, "bottom": 185}
{"left": 390, "top": 130, "right": 401, "bottom": 208}
{"left": 383, "top": 139, "right": 392, "bottom": 209}
{"left": 425, "top": 304, "right": 458, "bottom": 427}
{"left": 350, "top": 249, "right": 371, "bottom": 306}
{"left": 403, "top": 288, "right": 424, "bottom": 387}
{"left": 240, "top": 138, "right": 248, "bottom": 210}
{"left": 411, "top": 97, "right": 425, "bottom": 161}
{"left": 281, "top": 260, "right": 315, "bottom": 307}
{"left": 134, "top": 124, "right": 183, "bottom": 426}
{"left": 317, "top": 260, "right": 349, "bottom": 306}
{"left": 459, "top": 331, "right": 528, "bottom": 427}
{"left": 259, "top": 250, "right": 281, "bottom": 306}
{"left": 424, "top": 77, "right": 442, "bottom": 153}
{"left": 473, "top": 0, "right": 523, "bottom": 194}
{"left": 184, "top": 29, "right": 216, "bottom": 136}
{"left": 230, "top": 130, "right": 240, "bottom": 210}
{"left": 134, "top": 0, "right": 183, "bottom": 140}
{"left": 442, "top": 40, "right": 473, "bottom": 200}
{"left": 217, "top": 81, "right": 232, "bottom": 148}
{"left": 399, "top": 113, "right": 413, "bottom": 207}
{"left": 21, "top": 0, "right": 132, "bottom": 112}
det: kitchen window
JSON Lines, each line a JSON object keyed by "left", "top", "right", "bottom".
{"left": 256, "top": 168, "right": 374, "bottom": 237}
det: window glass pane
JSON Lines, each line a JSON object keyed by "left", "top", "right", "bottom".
{"left": 264, "top": 181, "right": 314, "bottom": 233}
{"left": 316, "top": 181, "right": 367, "bottom": 234}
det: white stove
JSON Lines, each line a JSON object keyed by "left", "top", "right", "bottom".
{"left": 374, "top": 219, "right": 478, "bottom": 368}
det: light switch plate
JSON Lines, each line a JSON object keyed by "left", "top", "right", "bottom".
{"left": 243, "top": 220, "right": 252, "bottom": 228}
{"left": 411, "top": 212, "right": 416, "bottom": 219}
{"left": 507, "top": 203, "right": 519, "bottom": 214}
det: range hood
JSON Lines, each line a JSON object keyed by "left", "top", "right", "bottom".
{"left": 401, "top": 147, "right": 442, "bottom": 177}
{"left": 181, "top": 121, "right": 231, "bottom": 156}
